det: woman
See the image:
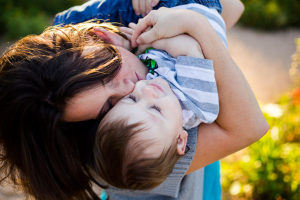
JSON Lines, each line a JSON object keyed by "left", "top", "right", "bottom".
{"left": 0, "top": 4, "right": 267, "bottom": 200}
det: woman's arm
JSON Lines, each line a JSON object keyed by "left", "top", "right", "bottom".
{"left": 220, "top": 0, "right": 244, "bottom": 30}
{"left": 183, "top": 10, "right": 267, "bottom": 173}
{"left": 131, "top": 8, "right": 268, "bottom": 173}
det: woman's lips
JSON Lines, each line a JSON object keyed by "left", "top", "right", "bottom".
{"left": 135, "top": 72, "right": 141, "bottom": 81}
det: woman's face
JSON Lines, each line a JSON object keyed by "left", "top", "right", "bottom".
{"left": 63, "top": 46, "right": 148, "bottom": 122}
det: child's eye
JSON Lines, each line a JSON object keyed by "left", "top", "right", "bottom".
{"left": 151, "top": 105, "right": 161, "bottom": 113}
{"left": 128, "top": 94, "right": 136, "bottom": 102}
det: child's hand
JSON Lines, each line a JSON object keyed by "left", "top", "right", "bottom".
{"left": 132, "top": 0, "right": 160, "bottom": 17}
{"left": 130, "top": 7, "right": 196, "bottom": 47}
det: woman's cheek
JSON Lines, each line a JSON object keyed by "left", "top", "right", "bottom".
{"left": 110, "top": 79, "right": 135, "bottom": 106}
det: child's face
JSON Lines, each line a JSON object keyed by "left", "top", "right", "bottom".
{"left": 106, "top": 78, "right": 187, "bottom": 157}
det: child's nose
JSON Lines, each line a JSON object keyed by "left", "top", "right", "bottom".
{"left": 141, "top": 86, "right": 158, "bottom": 99}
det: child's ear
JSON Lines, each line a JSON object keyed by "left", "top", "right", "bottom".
{"left": 177, "top": 130, "right": 188, "bottom": 155}
{"left": 93, "top": 27, "right": 118, "bottom": 44}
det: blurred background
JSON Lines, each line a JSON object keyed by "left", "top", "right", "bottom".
{"left": 0, "top": 0, "right": 299, "bottom": 199}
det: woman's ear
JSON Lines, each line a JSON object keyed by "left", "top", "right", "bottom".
{"left": 177, "top": 130, "right": 188, "bottom": 155}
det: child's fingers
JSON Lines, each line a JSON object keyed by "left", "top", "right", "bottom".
{"left": 133, "top": 0, "right": 147, "bottom": 17}
{"left": 132, "top": 0, "right": 157, "bottom": 17}
{"left": 151, "top": 0, "right": 159, "bottom": 7}
{"left": 144, "top": 0, "right": 159, "bottom": 16}
{"left": 132, "top": 0, "right": 141, "bottom": 16}
{"left": 141, "top": 0, "right": 148, "bottom": 17}
{"left": 145, "top": 0, "right": 153, "bottom": 15}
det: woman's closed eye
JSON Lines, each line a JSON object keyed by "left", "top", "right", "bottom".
{"left": 97, "top": 98, "right": 112, "bottom": 119}
{"left": 127, "top": 94, "right": 137, "bottom": 102}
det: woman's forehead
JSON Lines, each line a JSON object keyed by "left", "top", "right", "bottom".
{"left": 63, "top": 86, "right": 108, "bottom": 122}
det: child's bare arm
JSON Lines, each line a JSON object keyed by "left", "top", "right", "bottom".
{"left": 220, "top": 0, "right": 244, "bottom": 30}
{"left": 149, "top": 34, "right": 204, "bottom": 58}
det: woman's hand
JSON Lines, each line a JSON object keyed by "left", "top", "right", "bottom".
{"left": 132, "top": 0, "right": 160, "bottom": 17}
{"left": 131, "top": 7, "right": 196, "bottom": 47}
{"left": 128, "top": 22, "right": 204, "bottom": 58}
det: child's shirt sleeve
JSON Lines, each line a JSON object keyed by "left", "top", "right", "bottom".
{"left": 175, "top": 56, "right": 219, "bottom": 129}
{"left": 53, "top": 0, "right": 103, "bottom": 25}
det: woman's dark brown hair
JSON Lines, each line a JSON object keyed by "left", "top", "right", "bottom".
{"left": 0, "top": 22, "right": 123, "bottom": 199}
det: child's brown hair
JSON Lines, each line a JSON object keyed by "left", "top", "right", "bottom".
{"left": 94, "top": 117, "right": 182, "bottom": 190}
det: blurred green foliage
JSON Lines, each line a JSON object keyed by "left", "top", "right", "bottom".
{"left": 222, "top": 39, "right": 300, "bottom": 199}
{"left": 240, "top": 0, "right": 300, "bottom": 30}
{"left": 290, "top": 38, "right": 300, "bottom": 84}
{"left": 1, "top": 0, "right": 300, "bottom": 39}
{"left": 0, "top": 0, "right": 82, "bottom": 39}
{"left": 222, "top": 90, "right": 300, "bottom": 199}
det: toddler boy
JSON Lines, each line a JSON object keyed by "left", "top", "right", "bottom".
{"left": 94, "top": 3, "right": 227, "bottom": 190}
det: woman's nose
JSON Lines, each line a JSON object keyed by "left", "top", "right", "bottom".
{"left": 109, "top": 79, "right": 135, "bottom": 106}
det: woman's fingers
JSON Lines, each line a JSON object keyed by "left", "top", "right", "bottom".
{"left": 119, "top": 27, "right": 133, "bottom": 35}
{"left": 131, "top": 8, "right": 194, "bottom": 47}
{"left": 119, "top": 27, "right": 134, "bottom": 42}
{"left": 131, "top": 13, "right": 158, "bottom": 47}
{"left": 128, "top": 22, "right": 137, "bottom": 29}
